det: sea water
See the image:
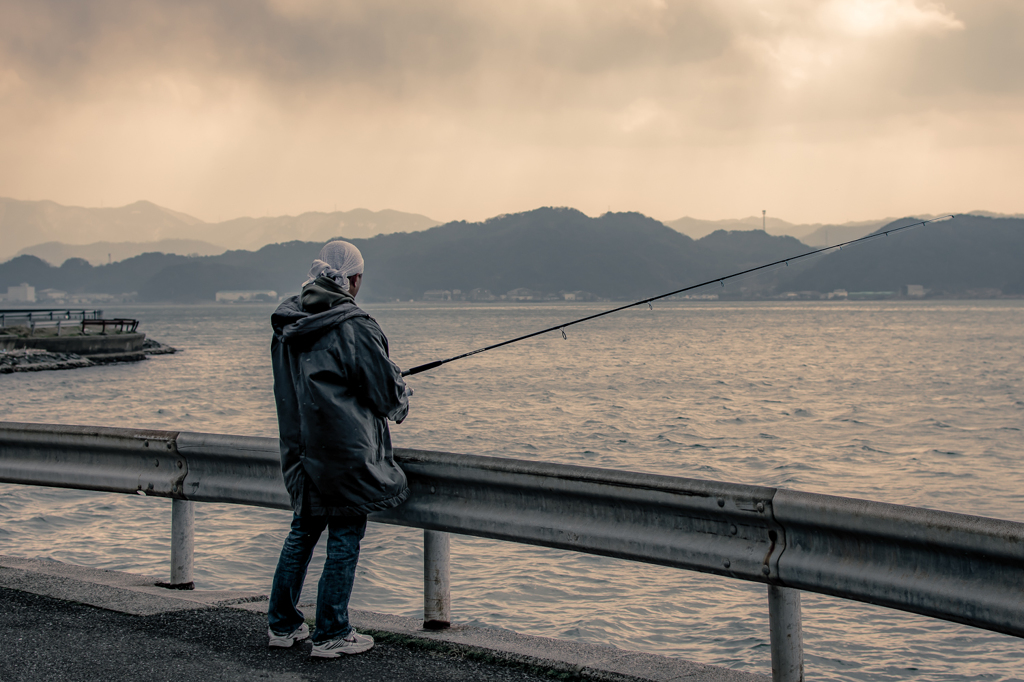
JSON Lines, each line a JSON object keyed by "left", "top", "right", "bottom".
{"left": 1, "top": 300, "right": 1023, "bottom": 681}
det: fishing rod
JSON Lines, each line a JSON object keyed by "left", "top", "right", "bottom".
{"left": 401, "top": 214, "right": 954, "bottom": 377}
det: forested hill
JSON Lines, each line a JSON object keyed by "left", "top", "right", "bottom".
{"left": 351, "top": 209, "right": 809, "bottom": 300}
{"left": 775, "top": 214, "right": 1024, "bottom": 296}
{"left": 1, "top": 209, "right": 1020, "bottom": 302}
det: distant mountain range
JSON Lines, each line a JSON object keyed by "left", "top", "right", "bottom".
{"left": 0, "top": 197, "right": 441, "bottom": 262}
{"left": 6, "top": 196, "right": 1022, "bottom": 268}
{"left": 1, "top": 208, "right": 1020, "bottom": 303}
{"left": 16, "top": 239, "right": 227, "bottom": 266}
{"left": 0, "top": 208, "right": 812, "bottom": 302}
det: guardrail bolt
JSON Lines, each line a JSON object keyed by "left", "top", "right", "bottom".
{"left": 757, "top": 502, "right": 765, "bottom": 513}
{"left": 176, "top": 460, "right": 183, "bottom": 468}
{"left": 717, "top": 498, "right": 725, "bottom": 507}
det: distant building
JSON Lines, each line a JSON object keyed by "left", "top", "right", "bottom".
{"left": 827, "top": 289, "right": 848, "bottom": 299}
{"left": 965, "top": 288, "right": 1002, "bottom": 298}
{"left": 506, "top": 288, "right": 545, "bottom": 301}
{"left": 215, "top": 290, "right": 278, "bottom": 303}
{"left": 903, "top": 285, "right": 926, "bottom": 297}
{"left": 848, "top": 291, "right": 895, "bottom": 300}
{"left": 467, "top": 288, "right": 496, "bottom": 301}
{"left": 69, "top": 293, "right": 116, "bottom": 303}
{"left": 37, "top": 288, "right": 68, "bottom": 302}
{"left": 6, "top": 283, "right": 35, "bottom": 303}
{"left": 560, "top": 290, "right": 600, "bottom": 302}
{"left": 422, "top": 290, "right": 452, "bottom": 301}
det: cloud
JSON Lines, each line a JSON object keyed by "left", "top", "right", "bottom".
{"left": 0, "top": 0, "right": 1022, "bottom": 224}
{"left": 820, "top": 0, "right": 963, "bottom": 36}
{"left": 0, "top": 1, "right": 727, "bottom": 97}
{"left": 714, "top": 0, "right": 965, "bottom": 98}
{"left": 1, "top": 0, "right": 1013, "bottom": 118}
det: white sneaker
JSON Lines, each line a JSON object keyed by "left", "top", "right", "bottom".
{"left": 310, "top": 630, "right": 375, "bottom": 658}
{"left": 268, "top": 622, "right": 310, "bottom": 648}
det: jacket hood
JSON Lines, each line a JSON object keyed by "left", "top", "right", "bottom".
{"left": 301, "top": 275, "right": 354, "bottom": 313}
{"left": 272, "top": 278, "right": 368, "bottom": 343}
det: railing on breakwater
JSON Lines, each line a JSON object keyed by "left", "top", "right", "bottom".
{"left": 0, "top": 309, "right": 138, "bottom": 337}
{"left": 0, "top": 309, "right": 105, "bottom": 327}
{"left": 1, "top": 421, "right": 1022, "bottom": 682}
{"left": 80, "top": 318, "right": 139, "bottom": 333}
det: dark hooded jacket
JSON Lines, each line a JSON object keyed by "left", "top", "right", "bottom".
{"left": 271, "top": 276, "right": 410, "bottom": 516}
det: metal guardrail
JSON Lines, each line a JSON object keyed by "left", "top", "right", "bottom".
{"left": 2, "top": 421, "right": 1023, "bottom": 682}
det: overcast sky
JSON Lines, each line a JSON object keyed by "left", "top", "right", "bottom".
{"left": 1, "top": 0, "right": 1022, "bottom": 224}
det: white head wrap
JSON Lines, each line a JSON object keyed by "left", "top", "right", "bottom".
{"left": 303, "top": 241, "right": 365, "bottom": 292}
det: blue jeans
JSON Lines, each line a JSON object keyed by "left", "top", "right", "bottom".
{"left": 268, "top": 513, "right": 367, "bottom": 642}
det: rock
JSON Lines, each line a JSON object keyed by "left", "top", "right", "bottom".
{"left": 0, "top": 349, "right": 94, "bottom": 373}
{"left": 0, "top": 338, "right": 178, "bottom": 372}
{"left": 142, "top": 339, "right": 178, "bottom": 355}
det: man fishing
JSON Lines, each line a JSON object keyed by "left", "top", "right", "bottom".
{"left": 267, "top": 240, "right": 410, "bottom": 658}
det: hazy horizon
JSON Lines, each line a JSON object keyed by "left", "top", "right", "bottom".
{"left": 6, "top": 192, "right": 1016, "bottom": 229}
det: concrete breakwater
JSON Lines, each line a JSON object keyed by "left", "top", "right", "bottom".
{"left": 0, "top": 330, "right": 145, "bottom": 354}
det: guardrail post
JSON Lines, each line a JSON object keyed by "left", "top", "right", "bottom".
{"left": 423, "top": 530, "right": 451, "bottom": 629}
{"left": 169, "top": 499, "right": 195, "bottom": 589}
{"left": 767, "top": 585, "right": 803, "bottom": 682}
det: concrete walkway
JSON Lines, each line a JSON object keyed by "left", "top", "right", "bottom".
{"left": 0, "top": 556, "right": 768, "bottom": 682}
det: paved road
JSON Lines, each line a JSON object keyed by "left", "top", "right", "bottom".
{"left": 0, "top": 587, "right": 565, "bottom": 682}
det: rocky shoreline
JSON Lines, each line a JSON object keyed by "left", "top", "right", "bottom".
{"left": 0, "top": 340, "right": 177, "bottom": 374}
